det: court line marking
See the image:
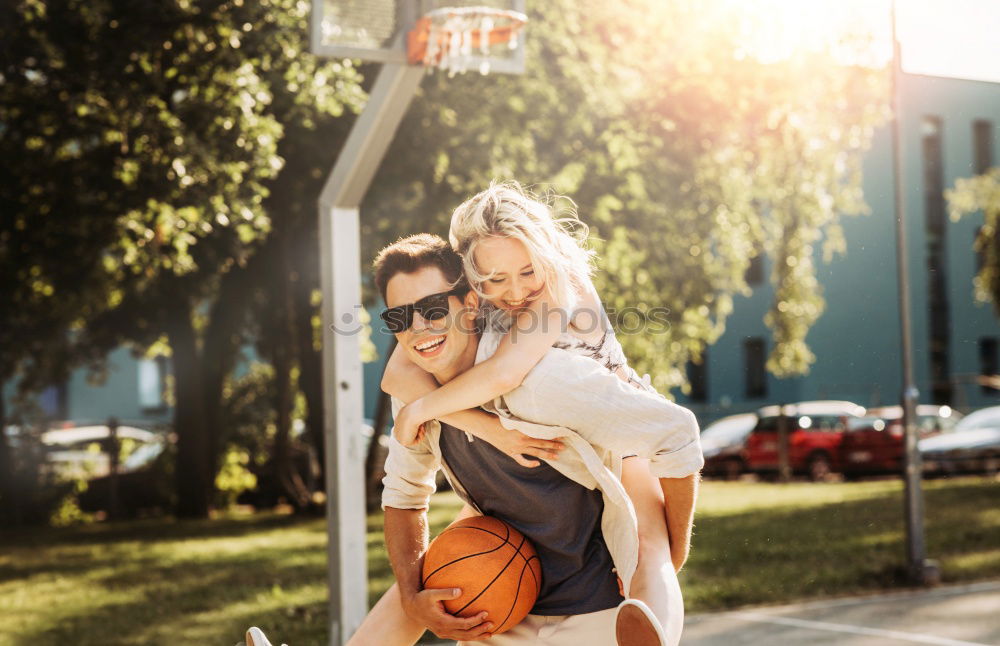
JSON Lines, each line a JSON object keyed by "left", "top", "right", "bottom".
{"left": 743, "top": 580, "right": 1000, "bottom": 613}
{"left": 729, "top": 612, "right": 993, "bottom": 646}
{"left": 686, "top": 580, "right": 1000, "bottom": 622}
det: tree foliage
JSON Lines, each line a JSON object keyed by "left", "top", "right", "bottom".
{"left": 1, "top": 0, "right": 363, "bottom": 517}
{"left": 366, "top": 0, "right": 889, "bottom": 391}
{"left": 3, "top": 0, "right": 895, "bottom": 518}
{"left": 947, "top": 167, "right": 1000, "bottom": 315}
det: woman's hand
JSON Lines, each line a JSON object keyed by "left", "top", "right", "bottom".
{"left": 393, "top": 401, "right": 431, "bottom": 446}
{"left": 480, "top": 425, "right": 566, "bottom": 468}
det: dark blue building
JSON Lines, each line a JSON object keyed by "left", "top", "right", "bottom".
{"left": 676, "top": 73, "right": 1000, "bottom": 421}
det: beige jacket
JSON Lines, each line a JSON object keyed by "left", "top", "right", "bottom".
{"left": 381, "top": 335, "right": 703, "bottom": 595}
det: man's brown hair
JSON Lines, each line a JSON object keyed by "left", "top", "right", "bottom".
{"left": 373, "top": 233, "right": 468, "bottom": 302}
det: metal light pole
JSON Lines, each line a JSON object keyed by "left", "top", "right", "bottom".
{"left": 890, "top": 0, "right": 938, "bottom": 586}
{"left": 777, "top": 404, "right": 791, "bottom": 483}
{"left": 107, "top": 416, "right": 120, "bottom": 521}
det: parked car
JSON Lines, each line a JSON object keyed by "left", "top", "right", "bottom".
{"left": 920, "top": 405, "right": 1000, "bottom": 477}
{"left": 0, "top": 421, "right": 172, "bottom": 517}
{"left": 39, "top": 423, "right": 164, "bottom": 480}
{"left": 745, "top": 400, "right": 866, "bottom": 481}
{"left": 700, "top": 413, "right": 757, "bottom": 479}
{"left": 840, "top": 405, "right": 961, "bottom": 478}
{"left": 77, "top": 436, "right": 175, "bottom": 516}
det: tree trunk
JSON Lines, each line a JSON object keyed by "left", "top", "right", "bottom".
{"left": 294, "top": 303, "right": 325, "bottom": 478}
{"left": 272, "top": 238, "right": 312, "bottom": 510}
{"left": 0, "top": 380, "right": 18, "bottom": 526}
{"left": 271, "top": 333, "right": 311, "bottom": 509}
{"left": 291, "top": 239, "right": 325, "bottom": 482}
{"left": 168, "top": 304, "right": 212, "bottom": 518}
{"left": 201, "top": 262, "right": 256, "bottom": 479}
{"left": 365, "top": 339, "right": 395, "bottom": 510}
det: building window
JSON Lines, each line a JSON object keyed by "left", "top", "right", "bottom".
{"left": 922, "top": 115, "right": 953, "bottom": 405}
{"left": 745, "top": 254, "right": 764, "bottom": 286}
{"left": 981, "top": 338, "right": 998, "bottom": 395}
{"left": 138, "top": 356, "right": 169, "bottom": 411}
{"left": 687, "top": 349, "right": 708, "bottom": 403}
{"left": 973, "top": 120, "right": 993, "bottom": 174}
{"left": 38, "top": 382, "right": 68, "bottom": 420}
{"left": 744, "top": 337, "right": 767, "bottom": 399}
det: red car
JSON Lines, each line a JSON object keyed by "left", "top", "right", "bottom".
{"left": 840, "top": 405, "right": 961, "bottom": 478}
{"left": 745, "top": 401, "right": 866, "bottom": 481}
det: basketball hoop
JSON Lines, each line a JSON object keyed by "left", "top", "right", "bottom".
{"left": 407, "top": 5, "right": 527, "bottom": 76}
{"left": 308, "top": 1, "right": 527, "bottom": 641}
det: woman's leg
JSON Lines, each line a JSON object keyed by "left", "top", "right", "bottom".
{"left": 619, "top": 457, "right": 684, "bottom": 646}
{"left": 345, "top": 503, "right": 481, "bottom": 646}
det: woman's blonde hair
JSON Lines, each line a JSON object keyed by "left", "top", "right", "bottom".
{"left": 448, "top": 181, "right": 596, "bottom": 310}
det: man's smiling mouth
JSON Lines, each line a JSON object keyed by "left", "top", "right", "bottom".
{"left": 413, "top": 335, "right": 446, "bottom": 356}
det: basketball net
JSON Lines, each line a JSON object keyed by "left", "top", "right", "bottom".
{"left": 407, "top": 6, "right": 527, "bottom": 76}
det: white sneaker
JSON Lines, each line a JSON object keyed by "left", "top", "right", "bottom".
{"left": 614, "top": 599, "right": 667, "bottom": 646}
{"left": 246, "top": 627, "right": 287, "bottom": 646}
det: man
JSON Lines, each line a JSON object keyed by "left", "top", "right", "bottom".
{"left": 371, "top": 233, "right": 702, "bottom": 645}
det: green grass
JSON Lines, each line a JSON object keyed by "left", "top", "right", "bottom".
{"left": 683, "top": 476, "right": 1000, "bottom": 609}
{"left": 1, "top": 476, "right": 997, "bottom": 645}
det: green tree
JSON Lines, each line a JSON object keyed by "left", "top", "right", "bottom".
{"left": 366, "top": 0, "right": 888, "bottom": 392}
{"left": 0, "top": 0, "right": 126, "bottom": 520}
{"left": 1, "top": 0, "right": 363, "bottom": 517}
{"left": 947, "top": 168, "right": 1000, "bottom": 315}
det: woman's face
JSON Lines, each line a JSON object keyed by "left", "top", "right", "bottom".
{"left": 473, "top": 236, "right": 545, "bottom": 311}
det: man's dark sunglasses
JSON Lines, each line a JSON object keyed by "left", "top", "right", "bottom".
{"left": 380, "top": 288, "right": 466, "bottom": 334}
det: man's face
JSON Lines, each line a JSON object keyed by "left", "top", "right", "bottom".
{"left": 384, "top": 266, "right": 478, "bottom": 376}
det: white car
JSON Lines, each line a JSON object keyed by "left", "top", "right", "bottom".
{"left": 40, "top": 424, "right": 164, "bottom": 479}
{"left": 700, "top": 413, "right": 758, "bottom": 479}
{"left": 920, "top": 406, "right": 1000, "bottom": 476}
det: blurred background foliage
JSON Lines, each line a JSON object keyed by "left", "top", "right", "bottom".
{"left": 365, "top": 0, "right": 891, "bottom": 390}
{"left": 1, "top": 0, "right": 995, "bottom": 522}
{"left": 947, "top": 168, "right": 1000, "bottom": 315}
{"left": 1, "top": 0, "right": 364, "bottom": 520}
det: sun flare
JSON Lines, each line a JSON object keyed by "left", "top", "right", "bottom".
{"left": 729, "top": 0, "right": 1000, "bottom": 82}
{"left": 731, "top": 0, "right": 891, "bottom": 66}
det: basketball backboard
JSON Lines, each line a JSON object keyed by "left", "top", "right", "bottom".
{"left": 310, "top": 0, "right": 526, "bottom": 74}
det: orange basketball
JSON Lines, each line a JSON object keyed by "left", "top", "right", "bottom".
{"left": 421, "top": 515, "right": 542, "bottom": 634}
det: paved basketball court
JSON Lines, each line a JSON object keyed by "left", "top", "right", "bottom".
{"left": 683, "top": 580, "right": 1000, "bottom": 646}
{"left": 428, "top": 580, "right": 1000, "bottom": 645}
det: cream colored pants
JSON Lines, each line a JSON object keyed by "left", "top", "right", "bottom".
{"left": 457, "top": 608, "right": 616, "bottom": 646}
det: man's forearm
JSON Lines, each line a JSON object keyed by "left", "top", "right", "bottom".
{"left": 660, "top": 473, "right": 699, "bottom": 571}
{"left": 382, "top": 507, "right": 494, "bottom": 641}
{"left": 384, "top": 507, "right": 429, "bottom": 603}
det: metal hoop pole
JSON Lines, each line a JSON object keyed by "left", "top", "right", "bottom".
{"left": 318, "top": 59, "right": 426, "bottom": 645}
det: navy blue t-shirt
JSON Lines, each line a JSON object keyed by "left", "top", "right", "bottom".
{"left": 438, "top": 423, "right": 623, "bottom": 615}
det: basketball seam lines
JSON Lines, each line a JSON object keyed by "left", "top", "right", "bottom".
{"left": 423, "top": 519, "right": 543, "bottom": 627}
{"left": 437, "top": 523, "right": 536, "bottom": 570}
{"left": 522, "top": 554, "right": 540, "bottom": 590}
{"left": 495, "top": 554, "right": 540, "bottom": 633}
{"left": 421, "top": 539, "right": 508, "bottom": 587}
{"left": 454, "top": 532, "right": 527, "bottom": 616}
{"left": 438, "top": 524, "right": 510, "bottom": 543}
{"left": 421, "top": 523, "right": 513, "bottom": 587}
